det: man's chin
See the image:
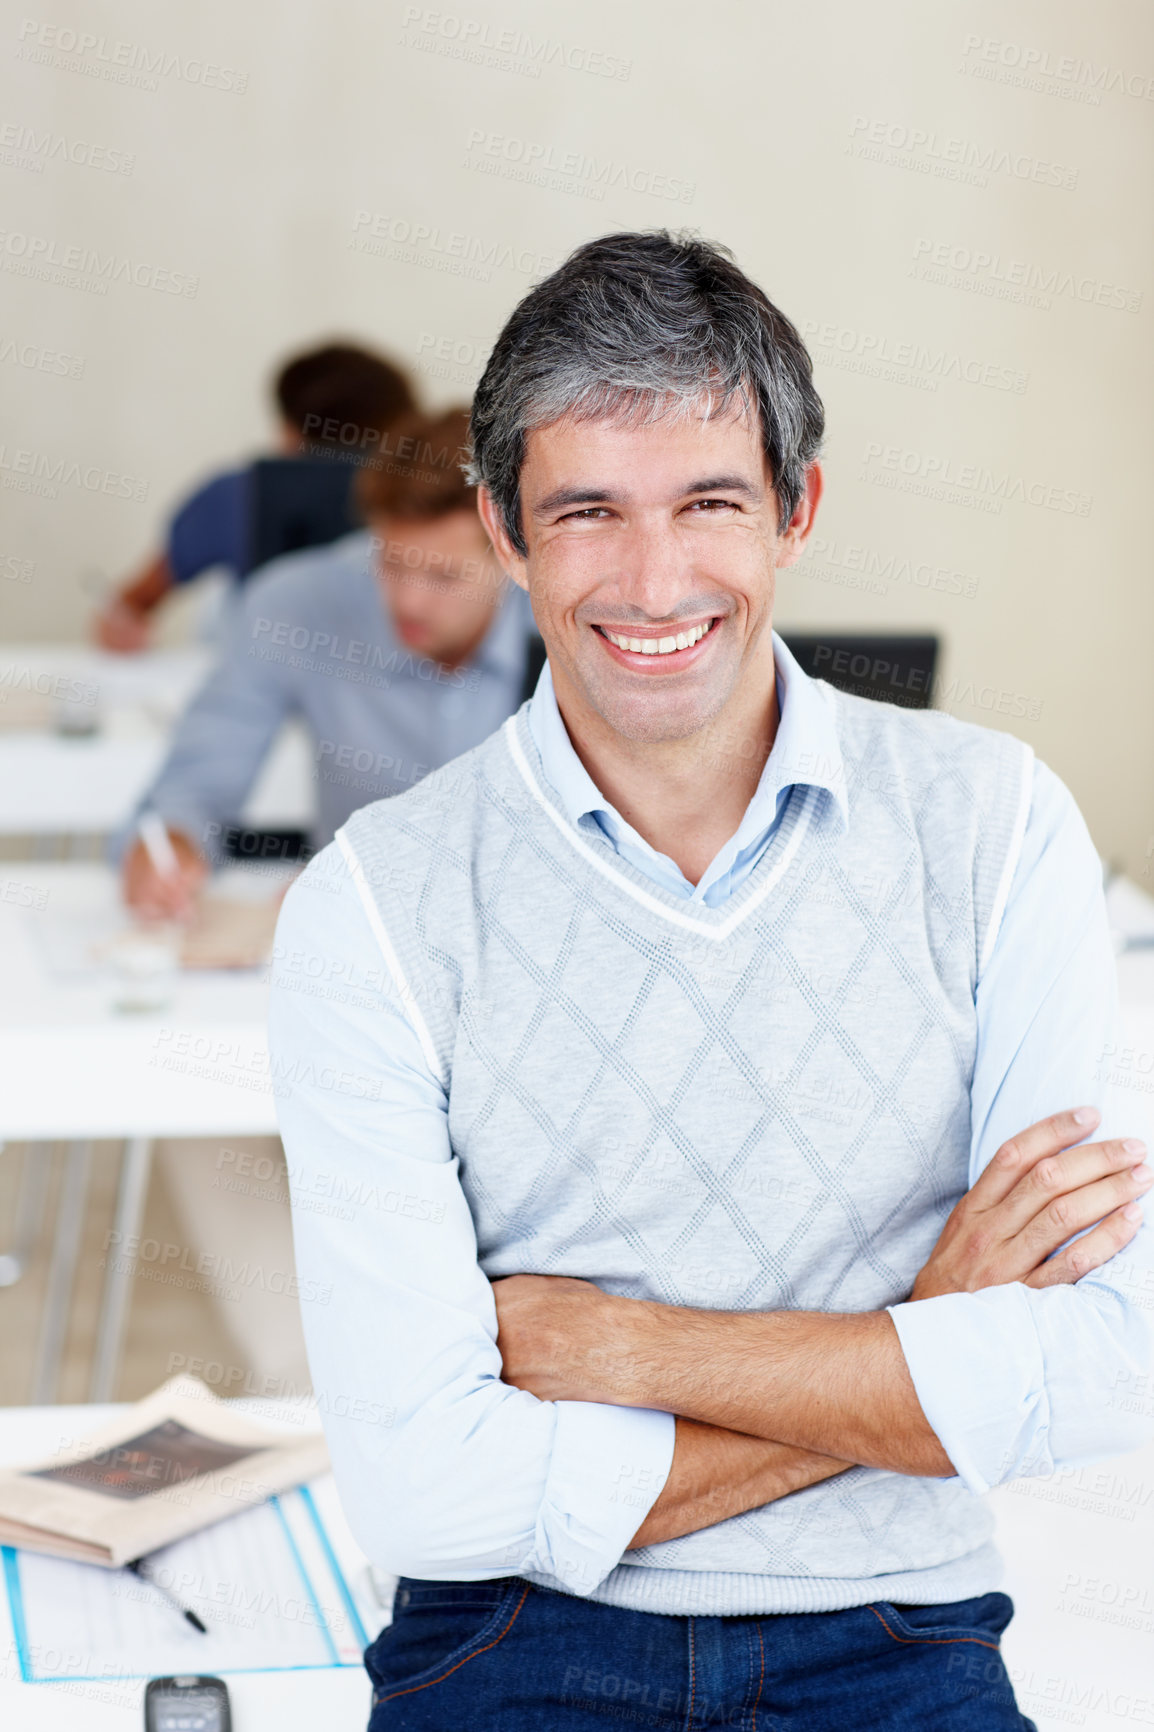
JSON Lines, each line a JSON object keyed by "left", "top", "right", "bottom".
{"left": 395, "top": 626, "right": 430, "bottom": 650}
{"left": 588, "top": 684, "right": 728, "bottom": 746}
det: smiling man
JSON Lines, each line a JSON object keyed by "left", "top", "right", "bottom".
{"left": 268, "top": 234, "right": 1153, "bottom": 1730}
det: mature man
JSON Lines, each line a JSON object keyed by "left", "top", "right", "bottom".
{"left": 123, "top": 407, "right": 539, "bottom": 916}
{"left": 268, "top": 235, "right": 1153, "bottom": 1729}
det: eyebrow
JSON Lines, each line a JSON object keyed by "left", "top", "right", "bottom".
{"left": 532, "top": 474, "right": 762, "bottom": 517}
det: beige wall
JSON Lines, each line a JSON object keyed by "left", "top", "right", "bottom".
{"left": 3, "top": 0, "right": 1152, "bottom": 869}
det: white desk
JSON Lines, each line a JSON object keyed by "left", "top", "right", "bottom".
{"left": 0, "top": 1402, "right": 377, "bottom": 1730}
{"left": 0, "top": 863, "right": 287, "bottom": 1402}
{"left": 0, "top": 643, "right": 313, "bottom": 837}
{"left": 0, "top": 1403, "right": 1149, "bottom": 1732}
{"left": 988, "top": 1435, "right": 1154, "bottom": 1731}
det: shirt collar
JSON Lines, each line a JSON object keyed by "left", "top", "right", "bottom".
{"left": 527, "top": 629, "right": 849, "bottom": 838}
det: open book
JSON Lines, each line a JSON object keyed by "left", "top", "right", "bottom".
{"left": 0, "top": 1376, "right": 328, "bottom": 1567}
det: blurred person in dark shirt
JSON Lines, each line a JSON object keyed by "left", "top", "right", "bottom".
{"left": 94, "top": 342, "right": 416, "bottom": 651}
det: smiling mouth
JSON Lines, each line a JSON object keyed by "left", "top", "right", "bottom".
{"left": 593, "top": 618, "right": 720, "bottom": 657}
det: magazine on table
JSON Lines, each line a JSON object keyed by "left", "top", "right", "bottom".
{"left": 0, "top": 1375, "right": 328, "bottom": 1567}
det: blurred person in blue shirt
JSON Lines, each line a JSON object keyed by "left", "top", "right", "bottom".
{"left": 121, "top": 406, "right": 540, "bottom": 915}
{"left": 94, "top": 342, "right": 416, "bottom": 651}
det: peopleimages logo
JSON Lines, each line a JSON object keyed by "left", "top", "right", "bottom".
{"left": 803, "top": 536, "right": 979, "bottom": 601}
{"left": 0, "top": 121, "right": 135, "bottom": 176}
{"left": 0, "top": 445, "right": 148, "bottom": 502}
{"left": 910, "top": 238, "right": 1141, "bottom": 314}
{"left": 860, "top": 442, "right": 1092, "bottom": 518}
{"left": 801, "top": 319, "right": 1027, "bottom": 396}
{"left": 847, "top": 117, "right": 1078, "bottom": 190}
{"left": 959, "top": 34, "right": 1154, "bottom": 103}
{"left": 349, "top": 210, "right": 558, "bottom": 285}
{"left": 0, "top": 336, "right": 85, "bottom": 378}
{"left": 399, "top": 8, "right": 631, "bottom": 81}
{"left": 0, "top": 229, "right": 198, "bottom": 297}
{"left": 463, "top": 129, "right": 696, "bottom": 204}
{"left": 15, "top": 19, "right": 249, "bottom": 94}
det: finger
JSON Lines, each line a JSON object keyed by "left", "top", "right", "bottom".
{"left": 968, "top": 1108, "right": 1102, "bottom": 1207}
{"left": 135, "top": 875, "right": 193, "bottom": 923}
{"left": 1015, "top": 1163, "right": 1153, "bottom": 1265}
{"left": 124, "top": 875, "right": 161, "bottom": 915}
{"left": 1025, "top": 1204, "right": 1145, "bottom": 1289}
{"left": 991, "top": 1137, "right": 1148, "bottom": 1240}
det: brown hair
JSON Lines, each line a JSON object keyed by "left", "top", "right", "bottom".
{"left": 355, "top": 407, "right": 475, "bottom": 520}
{"left": 274, "top": 342, "right": 416, "bottom": 447}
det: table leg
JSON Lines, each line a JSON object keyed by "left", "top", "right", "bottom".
{"left": 30, "top": 1141, "right": 92, "bottom": 1404}
{"left": 89, "top": 1136, "right": 153, "bottom": 1403}
{"left": 0, "top": 1142, "right": 53, "bottom": 1288}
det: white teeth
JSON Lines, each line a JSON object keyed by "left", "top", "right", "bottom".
{"left": 603, "top": 621, "right": 712, "bottom": 655}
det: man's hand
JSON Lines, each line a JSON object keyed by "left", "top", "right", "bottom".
{"left": 93, "top": 555, "right": 174, "bottom": 652}
{"left": 95, "top": 599, "right": 152, "bottom": 653}
{"left": 122, "top": 828, "right": 206, "bottom": 921}
{"left": 492, "top": 1111, "right": 1152, "bottom": 1538}
{"left": 494, "top": 1274, "right": 620, "bottom": 1404}
{"left": 910, "top": 1107, "right": 1149, "bottom": 1300}
{"left": 494, "top": 1105, "right": 1150, "bottom": 1410}
{"left": 493, "top": 1279, "right": 860, "bottom": 1546}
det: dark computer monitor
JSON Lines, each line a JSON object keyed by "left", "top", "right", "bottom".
{"left": 223, "top": 457, "right": 362, "bottom": 863}
{"left": 779, "top": 633, "right": 940, "bottom": 710}
{"left": 242, "top": 457, "right": 360, "bottom": 579}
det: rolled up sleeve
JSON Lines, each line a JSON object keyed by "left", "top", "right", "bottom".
{"left": 888, "top": 758, "right": 1154, "bottom": 1493}
{"left": 268, "top": 840, "right": 674, "bottom": 1594}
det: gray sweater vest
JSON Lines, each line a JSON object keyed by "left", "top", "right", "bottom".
{"left": 341, "top": 685, "right": 1033, "bottom": 1614}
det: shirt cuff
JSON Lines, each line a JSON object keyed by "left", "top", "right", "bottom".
{"left": 522, "top": 1400, "right": 675, "bottom": 1597}
{"left": 888, "top": 1285, "right": 1052, "bottom": 1494}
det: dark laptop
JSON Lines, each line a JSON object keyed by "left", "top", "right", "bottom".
{"left": 242, "top": 457, "right": 360, "bottom": 579}
{"left": 779, "top": 633, "right": 939, "bottom": 710}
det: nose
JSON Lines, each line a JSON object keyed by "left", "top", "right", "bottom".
{"left": 611, "top": 516, "right": 700, "bottom": 621}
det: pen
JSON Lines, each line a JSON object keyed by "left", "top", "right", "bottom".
{"left": 138, "top": 812, "right": 181, "bottom": 880}
{"left": 127, "top": 1557, "right": 207, "bottom": 1633}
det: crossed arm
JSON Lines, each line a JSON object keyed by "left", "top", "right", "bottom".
{"left": 493, "top": 1110, "right": 1151, "bottom": 1546}
{"left": 270, "top": 779, "right": 1154, "bottom": 1594}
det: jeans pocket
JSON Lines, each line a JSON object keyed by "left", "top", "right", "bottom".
{"left": 870, "top": 1591, "right": 1015, "bottom": 1647}
{"left": 366, "top": 1576, "right": 527, "bottom": 1702}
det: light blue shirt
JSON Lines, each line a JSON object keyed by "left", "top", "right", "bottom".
{"left": 133, "top": 532, "right": 535, "bottom": 858}
{"left": 528, "top": 658, "right": 848, "bottom": 906}
{"left": 268, "top": 634, "right": 1153, "bottom": 1594}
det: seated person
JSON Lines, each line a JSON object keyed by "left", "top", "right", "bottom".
{"left": 95, "top": 341, "right": 416, "bottom": 651}
{"left": 121, "top": 407, "right": 540, "bottom": 917}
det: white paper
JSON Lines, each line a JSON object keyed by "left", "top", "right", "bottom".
{"left": 6, "top": 1489, "right": 367, "bottom": 1682}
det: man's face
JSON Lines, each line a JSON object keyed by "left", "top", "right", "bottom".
{"left": 483, "top": 402, "right": 819, "bottom": 743}
{"left": 372, "top": 508, "right": 505, "bottom": 666}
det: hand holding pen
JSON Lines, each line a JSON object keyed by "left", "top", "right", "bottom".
{"left": 124, "top": 813, "right": 207, "bottom": 923}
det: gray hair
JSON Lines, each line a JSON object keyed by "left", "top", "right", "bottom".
{"left": 467, "top": 231, "right": 824, "bottom": 554}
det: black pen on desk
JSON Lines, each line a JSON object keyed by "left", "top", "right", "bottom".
{"left": 126, "top": 1557, "right": 207, "bottom": 1633}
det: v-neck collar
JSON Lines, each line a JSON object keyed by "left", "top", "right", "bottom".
{"left": 504, "top": 705, "right": 829, "bottom": 942}
{"left": 514, "top": 631, "right": 848, "bottom": 926}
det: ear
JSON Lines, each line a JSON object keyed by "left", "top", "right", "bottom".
{"left": 774, "top": 462, "right": 824, "bottom": 570}
{"left": 477, "top": 487, "right": 529, "bottom": 594}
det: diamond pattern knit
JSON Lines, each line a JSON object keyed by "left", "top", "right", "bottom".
{"left": 341, "top": 684, "right": 1032, "bottom": 1614}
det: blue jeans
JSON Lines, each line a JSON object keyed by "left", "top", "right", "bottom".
{"left": 365, "top": 1577, "right": 1037, "bottom": 1729}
